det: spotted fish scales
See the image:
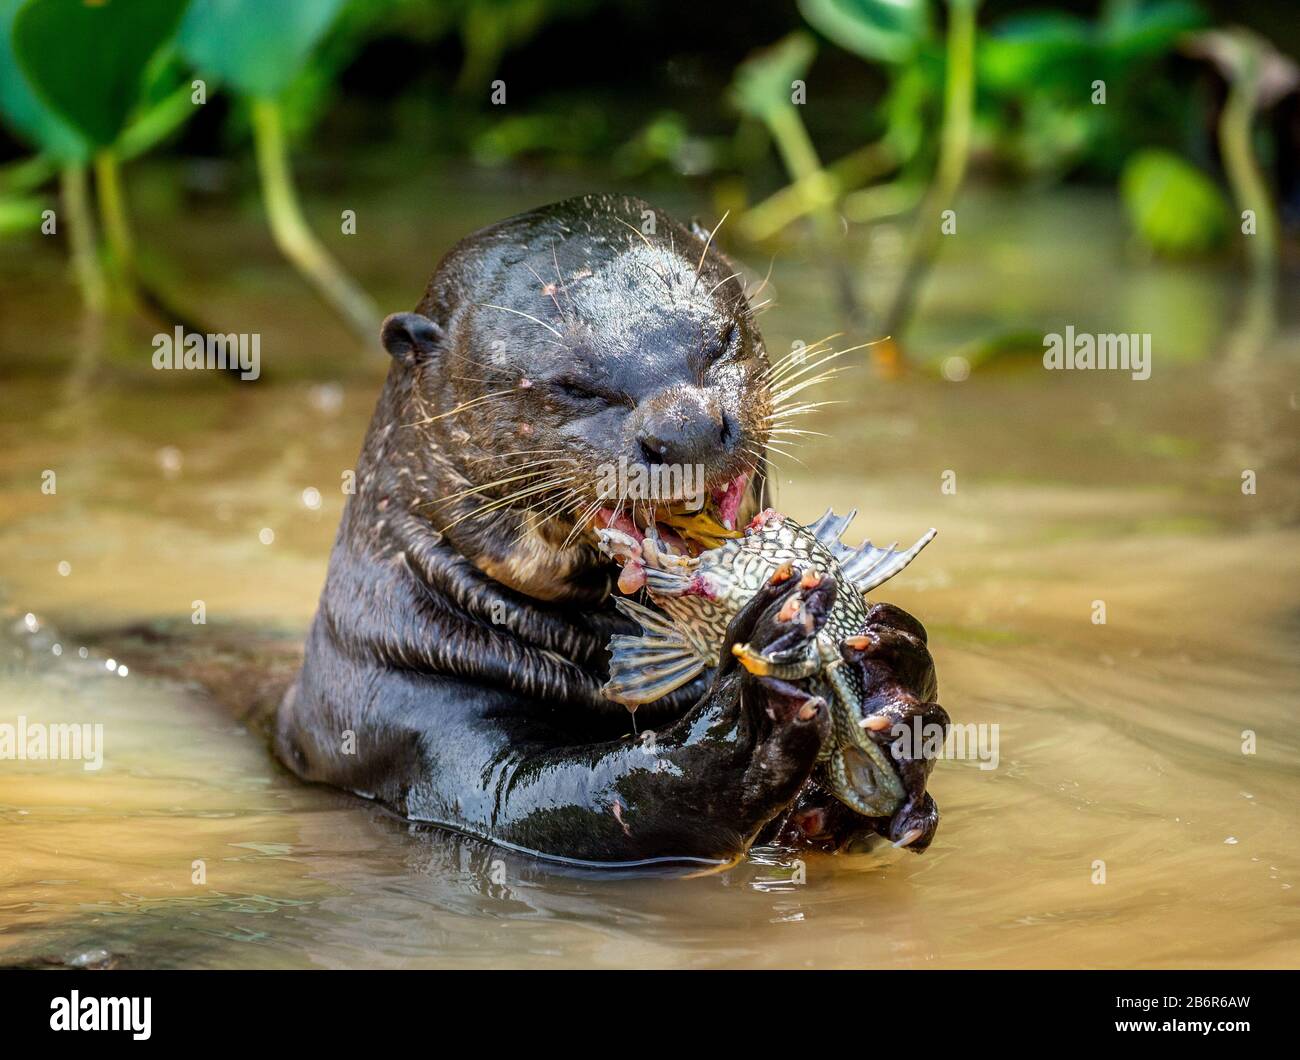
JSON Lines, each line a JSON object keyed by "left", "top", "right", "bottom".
{"left": 597, "top": 509, "right": 936, "bottom": 817}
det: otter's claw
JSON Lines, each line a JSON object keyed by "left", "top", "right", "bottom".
{"left": 731, "top": 639, "right": 821, "bottom": 679}
{"left": 731, "top": 639, "right": 820, "bottom": 681}
{"left": 797, "top": 696, "right": 826, "bottom": 722}
{"left": 731, "top": 641, "right": 771, "bottom": 676}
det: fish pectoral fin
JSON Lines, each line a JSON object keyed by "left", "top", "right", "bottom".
{"left": 603, "top": 639, "right": 707, "bottom": 706}
{"left": 613, "top": 597, "right": 682, "bottom": 638}
{"left": 639, "top": 564, "right": 696, "bottom": 597}
{"left": 603, "top": 598, "right": 708, "bottom": 706}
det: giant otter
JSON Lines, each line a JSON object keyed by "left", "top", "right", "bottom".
{"left": 274, "top": 194, "right": 940, "bottom": 864}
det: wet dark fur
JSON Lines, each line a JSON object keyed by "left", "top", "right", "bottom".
{"left": 274, "top": 195, "right": 939, "bottom": 863}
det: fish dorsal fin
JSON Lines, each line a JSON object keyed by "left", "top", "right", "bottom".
{"left": 602, "top": 597, "right": 708, "bottom": 707}
{"left": 808, "top": 506, "right": 858, "bottom": 546}
{"left": 809, "top": 508, "right": 936, "bottom": 595}
{"left": 841, "top": 528, "right": 937, "bottom": 594}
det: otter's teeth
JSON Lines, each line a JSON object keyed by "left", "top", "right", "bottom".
{"left": 595, "top": 527, "right": 642, "bottom": 566}
{"left": 594, "top": 507, "right": 643, "bottom": 542}
{"left": 713, "top": 472, "right": 750, "bottom": 532}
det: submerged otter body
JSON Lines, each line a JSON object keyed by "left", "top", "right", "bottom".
{"left": 274, "top": 195, "right": 940, "bottom": 863}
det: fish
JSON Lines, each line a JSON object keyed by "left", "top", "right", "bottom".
{"left": 597, "top": 508, "right": 936, "bottom": 818}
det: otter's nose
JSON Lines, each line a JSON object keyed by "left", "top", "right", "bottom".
{"left": 636, "top": 389, "right": 733, "bottom": 467}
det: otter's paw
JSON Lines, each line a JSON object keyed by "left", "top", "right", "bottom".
{"left": 731, "top": 568, "right": 837, "bottom": 681}
{"left": 739, "top": 570, "right": 836, "bottom": 808}
{"left": 715, "top": 568, "right": 834, "bottom": 822}
{"left": 841, "top": 603, "right": 949, "bottom": 853}
{"left": 667, "top": 568, "right": 835, "bottom": 848}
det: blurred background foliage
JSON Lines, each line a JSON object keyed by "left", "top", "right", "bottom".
{"left": 0, "top": 0, "right": 1296, "bottom": 362}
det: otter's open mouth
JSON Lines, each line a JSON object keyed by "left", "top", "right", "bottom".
{"left": 590, "top": 472, "right": 749, "bottom": 592}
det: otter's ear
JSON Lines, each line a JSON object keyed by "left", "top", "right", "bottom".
{"left": 689, "top": 218, "right": 712, "bottom": 242}
{"left": 381, "top": 312, "right": 443, "bottom": 367}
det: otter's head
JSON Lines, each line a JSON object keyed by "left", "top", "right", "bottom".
{"left": 380, "top": 195, "right": 772, "bottom": 603}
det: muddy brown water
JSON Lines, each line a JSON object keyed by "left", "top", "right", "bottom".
{"left": 0, "top": 176, "right": 1297, "bottom": 967}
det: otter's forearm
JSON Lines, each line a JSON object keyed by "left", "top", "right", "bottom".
{"left": 484, "top": 732, "right": 750, "bottom": 864}
{"left": 463, "top": 674, "right": 767, "bottom": 863}
{"left": 421, "top": 669, "right": 816, "bottom": 864}
{"left": 275, "top": 623, "right": 768, "bottom": 862}
{"left": 479, "top": 664, "right": 828, "bottom": 862}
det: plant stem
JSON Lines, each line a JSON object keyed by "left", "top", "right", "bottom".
{"left": 842, "top": 180, "right": 925, "bottom": 224}
{"left": 250, "top": 96, "right": 380, "bottom": 342}
{"left": 455, "top": 7, "right": 507, "bottom": 95}
{"left": 59, "top": 163, "right": 106, "bottom": 313}
{"left": 1217, "top": 46, "right": 1277, "bottom": 362}
{"left": 1218, "top": 52, "right": 1277, "bottom": 272}
{"left": 93, "top": 148, "right": 134, "bottom": 279}
{"left": 763, "top": 103, "right": 867, "bottom": 326}
{"left": 882, "top": 0, "right": 979, "bottom": 341}
{"left": 740, "top": 140, "right": 898, "bottom": 241}
{"left": 765, "top": 105, "right": 838, "bottom": 243}
{"left": 117, "top": 80, "right": 202, "bottom": 163}
{"left": 89, "top": 148, "right": 209, "bottom": 337}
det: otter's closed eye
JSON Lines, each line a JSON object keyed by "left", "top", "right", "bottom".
{"left": 704, "top": 323, "right": 741, "bottom": 367}
{"left": 553, "top": 379, "right": 609, "bottom": 404}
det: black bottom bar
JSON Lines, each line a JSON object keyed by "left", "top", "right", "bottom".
{"left": 0, "top": 969, "right": 1293, "bottom": 1045}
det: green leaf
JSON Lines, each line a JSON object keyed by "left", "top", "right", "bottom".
{"left": 798, "top": 0, "right": 930, "bottom": 65}
{"left": 981, "top": 2, "right": 1205, "bottom": 95}
{"left": 178, "top": 0, "right": 345, "bottom": 99}
{"left": 1101, "top": 0, "right": 1207, "bottom": 59}
{"left": 732, "top": 32, "right": 817, "bottom": 122}
{"left": 1120, "top": 149, "right": 1230, "bottom": 255}
{"left": 979, "top": 13, "right": 1097, "bottom": 94}
{"left": 0, "top": 189, "right": 48, "bottom": 235}
{"left": 13, "top": 0, "right": 189, "bottom": 147}
{"left": 0, "top": 0, "right": 87, "bottom": 160}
